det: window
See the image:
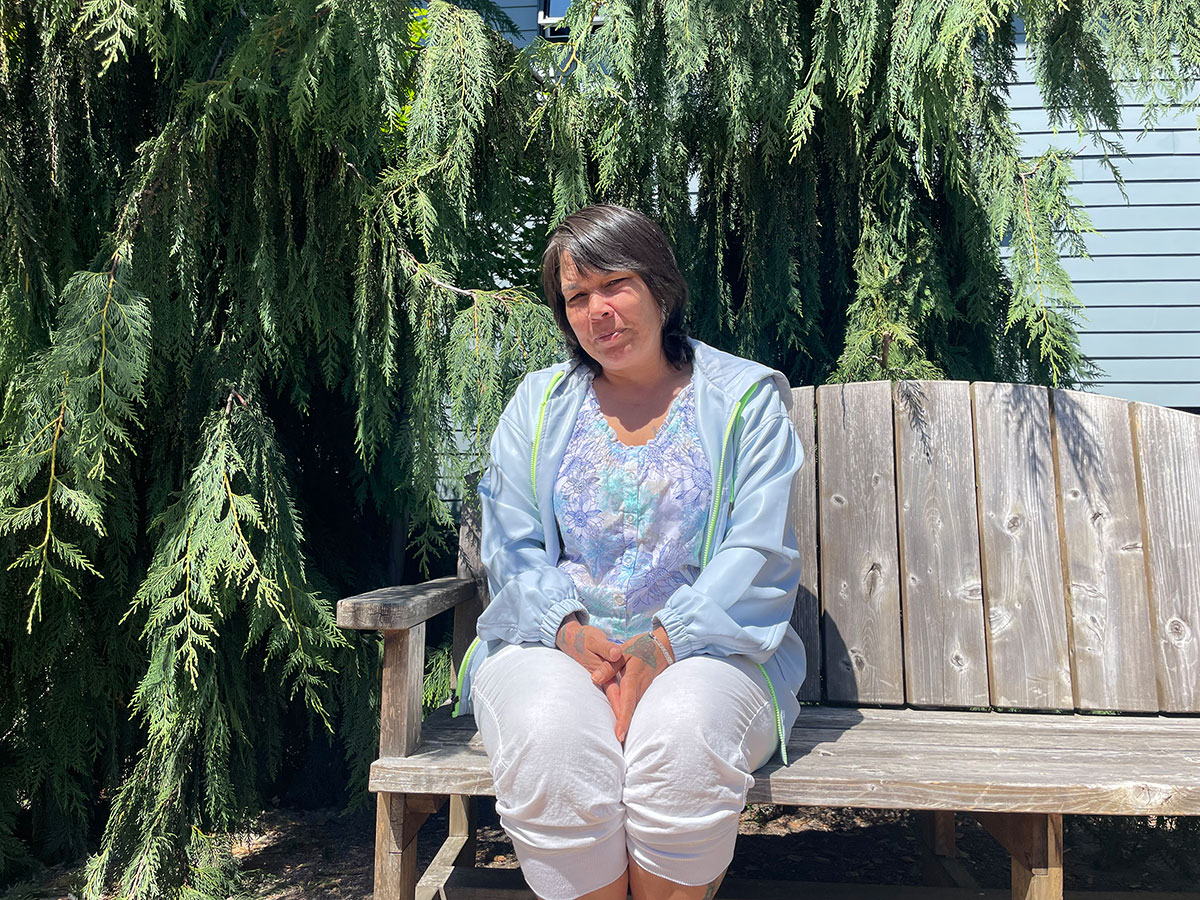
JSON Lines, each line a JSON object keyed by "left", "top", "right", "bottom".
{"left": 539, "top": 0, "right": 603, "bottom": 42}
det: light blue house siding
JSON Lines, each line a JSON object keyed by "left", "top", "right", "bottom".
{"left": 497, "top": 0, "right": 541, "bottom": 44}
{"left": 495, "top": 3, "right": 1200, "bottom": 407}
{"left": 1012, "top": 35, "right": 1200, "bottom": 408}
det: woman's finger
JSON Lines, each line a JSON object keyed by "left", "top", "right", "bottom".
{"left": 603, "top": 678, "right": 621, "bottom": 717}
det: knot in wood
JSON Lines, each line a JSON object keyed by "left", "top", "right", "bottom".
{"left": 1166, "top": 617, "right": 1191, "bottom": 646}
{"left": 988, "top": 606, "right": 1015, "bottom": 634}
{"left": 863, "top": 561, "right": 883, "bottom": 597}
{"left": 831, "top": 493, "right": 847, "bottom": 506}
{"left": 1005, "top": 514, "right": 1022, "bottom": 533}
{"left": 949, "top": 652, "right": 967, "bottom": 671}
{"left": 1126, "top": 783, "right": 1174, "bottom": 812}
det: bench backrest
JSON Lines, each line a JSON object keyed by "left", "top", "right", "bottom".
{"left": 791, "top": 381, "right": 1200, "bottom": 713}
{"left": 458, "top": 380, "right": 1200, "bottom": 714}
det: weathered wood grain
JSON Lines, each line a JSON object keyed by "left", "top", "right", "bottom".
{"left": 337, "top": 577, "right": 477, "bottom": 631}
{"left": 974, "top": 813, "right": 1063, "bottom": 900}
{"left": 1133, "top": 403, "right": 1200, "bottom": 711}
{"left": 371, "top": 706, "right": 1200, "bottom": 815}
{"left": 972, "top": 383, "right": 1073, "bottom": 709}
{"left": 789, "top": 386, "right": 820, "bottom": 702}
{"left": 1051, "top": 390, "right": 1158, "bottom": 711}
{"left": 415, "top": 833, "right": 469, "bottom": 900}
{"left": 374, "top": 625, "right": 427, "bottom": 899}
{"left": 817, "top": 381, "right": 904, "bottom": 704}
{"left": 374, "top": 793, "right": 417, "bottom": 900}
{"left": 893, "top": 381, "right": 989, "bottom": 708}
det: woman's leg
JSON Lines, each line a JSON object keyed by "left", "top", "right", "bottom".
{"left": 622, "top": 655, "right": 779, "bottom": 899}
{"left": 628, "top": 863, "right": 725, "bottom": 900}
{"left": 472, "top": 642, "right": 628, "bottom": 900}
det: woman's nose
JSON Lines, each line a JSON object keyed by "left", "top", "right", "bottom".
{"left": 588, "top": 296, "right": 611, "bottom": 318}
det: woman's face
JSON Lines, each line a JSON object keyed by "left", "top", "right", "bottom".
{"left": 560, "top": 252, "right": 664, "bottom": 378}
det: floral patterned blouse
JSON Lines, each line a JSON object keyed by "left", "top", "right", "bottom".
{"left": 553, "top": 380, "right": 713, "bottom": 642}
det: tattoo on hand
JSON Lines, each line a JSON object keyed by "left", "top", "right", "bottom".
{"left": 701, "top": 878, "right": 720, "bottom": 900}
{"left": 573, "top": 628, "right": 587, "bottom": 660}
{"left": 626, "top": 634, "right": 660, "bottom": 670}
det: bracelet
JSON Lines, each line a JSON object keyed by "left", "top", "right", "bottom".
{"left": 649, "top": 633, "right": 675, "bottom": 666}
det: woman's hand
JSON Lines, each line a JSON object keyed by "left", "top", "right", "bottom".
{"left": 613, "top": 626, "right": 673, "bottom": 742}
{"left": 555, "top": 614, "right": 626, "bottom": 689}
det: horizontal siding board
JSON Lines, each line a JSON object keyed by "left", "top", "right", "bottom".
{"left": 1079, "top": 332, "right": 1200, "bottom": 357}
{"left": 1088, "top": 358, "right": 1200, "bottom": 382}
{"left": 1086, "top": 206, "right": 1200, "bottom": 230}
{"left": 1074, "top": 181, "right": 1200, "bottom": 206}
{"left": 1075, "top": 285, "right": 1200, "bottom": 306}
{"left": 1096, "top": 383, "right": 1200, "bottom": 405}
{"left": 1060, "top": 256, "right": 1200, "bottom": 282}
{"left": 1079, "top": 155, "right": 1200, "bottom": 182}
{"left": 1078, "top": 306, "right": 1200, "bottom": 329}
{"left": 1079, "top": 229, "right": 1200, "bottom": 256}
{"left": 1019, "top": 129, "right": 1198, "bottom": 157}
{"left": 1010, "top": 106, "right": 1198, "bottom": 133}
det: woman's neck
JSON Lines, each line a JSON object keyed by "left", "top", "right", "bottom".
{"left": 595, "top": 353, "right": 680, "bottom": 397}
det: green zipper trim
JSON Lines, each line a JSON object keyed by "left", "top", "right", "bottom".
{"left": 756, "top": 663, "right": 789, "bottom": 765}
{"left": 700, "top": 384, "right": 758, "bottom": 568}
{"left": 452, "top": 636, "right": 483, "bottom": 717}
{"left": 531, "top": 372, "right": 566, "bottom": 506}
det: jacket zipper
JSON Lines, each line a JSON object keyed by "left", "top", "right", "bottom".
{"left": 699, "top": 383, "right": 788, "bottom": 762}
{"left": 453, "top": 636, "right": 482, "bottom": 717}
{"left": 531, "top": 371, "right": 565, "bottom": 506}
{"left": 457, "top": 372, "right": 564, "bottom": 717}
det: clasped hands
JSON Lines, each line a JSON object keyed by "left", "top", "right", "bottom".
{"left": 555, "top": 614, "right": 673, "bottom": 743}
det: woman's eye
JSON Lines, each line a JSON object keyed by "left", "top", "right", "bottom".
{"left": 605, "top": 277, "right": 625, "bottom": 288}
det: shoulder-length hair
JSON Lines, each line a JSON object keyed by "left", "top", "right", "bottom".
{"left": 541, "top": 204, "right": 693, "bottom": 374}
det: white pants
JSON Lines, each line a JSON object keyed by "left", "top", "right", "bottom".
{"left": 471, "top": 643, "right": 779, "bottom": 900}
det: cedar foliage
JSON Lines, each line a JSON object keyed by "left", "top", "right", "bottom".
{"left": 0, "top": 0, "right": 1196, "bottom": 896}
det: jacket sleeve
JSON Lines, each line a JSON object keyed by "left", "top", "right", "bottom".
{"left": 654, "top": 382, "right": 804, "bottom": 663}
{"left": 474, "top": 375, "right": 586, "bottom": 647}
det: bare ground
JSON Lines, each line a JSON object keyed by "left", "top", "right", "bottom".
{"left": 233, "top": 803, "right": 1200, "bottom": 899}
{"left": 6, "top": 803, "right": 1196, "bottom": 899}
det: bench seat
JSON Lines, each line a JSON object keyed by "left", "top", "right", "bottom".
{"left": 371, "top": 706, "right": 1200, "bottom": 816}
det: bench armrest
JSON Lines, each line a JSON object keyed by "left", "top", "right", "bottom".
{"left": 337, "top": 576, "right": 479, "bottom": 631}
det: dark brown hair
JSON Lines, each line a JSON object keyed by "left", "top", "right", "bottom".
{"left": 541, "top": 204, "right": 692, "bottom": 374}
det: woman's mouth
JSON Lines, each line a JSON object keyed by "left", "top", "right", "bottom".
{"left": 596, "top": 329, "right": 624, "bottom": 343}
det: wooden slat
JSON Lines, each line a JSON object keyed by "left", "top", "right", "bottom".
{"left": 374, "top": 624, "right": 426, "bottom": 898}
{"left": 817, "top": 381, "right": 904, "bottom": 705}
{"left": 893, "top": 381, "right": 989, "bottom": 707}
{"left": 337, "top": 577, "right": 477, "bottom": 631}
{"left": 1133, "top": 403, "right": 1200, "bottom": 711}
{"left": 789, "top": 386, "right": 820, "bottom": 702}
{"left": 370, "top": 707, "right": 1200, "bottom": 815}
{"left": 416, "top": 834, "right": 470, "bottom": 900}
{"left": 1051, "top": 390, "right": 1158, "bottom": 711}
{"left": 971, "top": 383, "right": 1073, "bottom": 710}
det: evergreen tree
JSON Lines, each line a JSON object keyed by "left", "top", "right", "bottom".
{"left": 0, "top": 0, "right": 1195, "bottom": 896}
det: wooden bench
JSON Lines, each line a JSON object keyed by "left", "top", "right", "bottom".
{"left": 338, "top": 380, "right": 1200, "bottom": 900}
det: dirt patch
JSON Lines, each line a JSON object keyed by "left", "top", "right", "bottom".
{"left": 233, "top": 803, "right": 1200, "bottom": 898}
{"left": 6, "top": 805, "right": 1195, "bottom": 898}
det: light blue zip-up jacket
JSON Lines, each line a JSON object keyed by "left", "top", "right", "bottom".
{"left": 456, "top": 339, "right": 806, "bottom": 753}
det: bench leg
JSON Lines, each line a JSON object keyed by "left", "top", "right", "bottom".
{"left": 918, "top": 811, "right": 979, "bottom": 888}
{"left": 449, "top": 795, "right": 477, "bottom": 867}
{"left": 375, "top": 792, "right": 419, "bottom": 900}
{"left": 974, "top": 812, "right": 1063, "bottom": 900}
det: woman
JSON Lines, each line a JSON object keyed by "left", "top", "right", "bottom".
{"left": 453, "top": 205, "right": 806, "bottom": 900}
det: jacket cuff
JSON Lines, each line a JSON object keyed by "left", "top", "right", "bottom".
{"left": 539, "top": 594, "right": 587, "bottom": 648}
{"left": 653, "top": 605, "right": 696, "bottom": 662}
